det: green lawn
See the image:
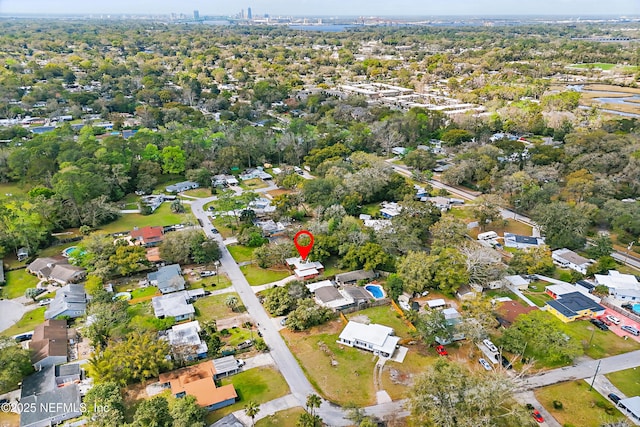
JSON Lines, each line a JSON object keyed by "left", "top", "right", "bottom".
{"left": 0, "top": 182, "right": 31, "bottom": 200}
{"left": 240, "top": 264, "right": 291, "bottom": 286}
{"left": 182, "top": 188, "right": 212, "bottom": 198}
{"left": 98, "top": 203, "right": 191, "bottom": 234}
{"left": 220, "top": 326, "right": 254, "bottom": 348}
{"left": 352, "top": 304, "right": 412, "bottom": 336}
{"left": 1, "top": 269, "right": 40, "bottom": 299}
{"left": 282, "top": 319, "right": 377, "bottom": 406}
{"left": 194, "top": 292, "right": 243, "bottom": 322}
{"left": 131, "top": 286, "right": 160, "bottom": 299}
{"left": 205, "top": 367, "right": 290, "bottom": 424}
{"left": 559, "top": 319, "right": 640, "bottom": 359}
{"left": 1, "top": 307, "right": 46, "bottom": 337}
{"left": 211, "top": 217, "right": 236, "bottom": 239}
{"left": 255, "top": 408, "right": 306, "bottom": 427}
{"left": 570, "top": 63, "right": 617, "bottom": 70}
{"left": 523, "top": 292, "right": 553, "bottom": 308}
{"left": 360, "top": 202, "right": 381, "bottom": 217}
{"left": 188, "top": 273, "right": 233, "bottom": 290}
{"left": 320, "top": 257, "right": 349, "bottom": 278}
{"left": 228, "top": 245, "right": 255, "bottom": 263}
{"left": 240, "top": 178, "right": 269, "bottom": 190}
{"left": 606, "top": 368, "right": 640, "bottom": 397}
{"left": 536, "top": 381, "right": 626, "bottom": 427}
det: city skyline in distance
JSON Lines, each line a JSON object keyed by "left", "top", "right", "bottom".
{"left": 1, "top": 0, "right": 638, "bottom": 17}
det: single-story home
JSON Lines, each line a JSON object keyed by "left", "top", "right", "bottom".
{"left": 551, "top": 248, "right": 595, "bottom": 275}
{"left": 335, "top": 270, "right": 378, "bottom": 286}
{"left": 152, "top": 289, "right": 205, "bottom": 321}
{"left": 166, "top": 181, "right": 199, "bottom": 193}
{"left": 456, "top": 284, "right": 480, "bottom": 300}
{"left": 421, "top": 196, "right": 451, "bottom": 211}
{"left": 313, "top": 286, "right": 355, "bottom": 310}
{"left": 18, "top": 247, "right": 29, "bottom": 261}
{"left": 212, "top": 174, "right": 239, "bottom": 187}
{"left": 212, "top": 355, "right": 241, "bottom": 379}
{"left": 29, "top": 319, "right": 74, "bottom": 370}
{"left": 167, "top": 320, "right": 208, "bottom": 360}
{"left": 380, "top": 202, "right": 402, "bottom": 219}
{"left": 130, "top": 225, "right": 165, "bottom": 247}
{"left": 426, "top": 299, "right": 447, "bottom": 309}
{"left": 159, "top": 361, "right": 237, "bottom": 411}
{"left": 363, "top": 219, "right": 393, "bottom": 232}
{"left": 248, "top": 198, "right": 276, "bottom": 215}
{"left": 20, "top": 365, "right": 82, "bottom": 427}
{"left": 435, "top": 307, "right": 466, "bottom": 345}
{"left": 504, "top": 275, "right": 530, "bottom": 290}
{"left": 44, "top": 284, "right": 87, "bottom": 320}
{"left": 255, "top": 219, "right": 287, "bottom": 237}
{"left": 239, "top": 168, "right": 272, "bottom": 181}
{"left": 545, "top": 291, "right": 606, "bottom": 322}
{"left": 594, "top": 270, "right": 640, "bottom": 301}
{"left": 545, "top": 282, "right": 580, "bottom": 299}
{"left": 148, "top": 264, "right": 186, "bottom": 294}
{"left": 618, "top": 396, "right": 640, "bottom": 422}
{"left": 286, "top": 257, "right": 324, "bottom": 281}
{"left": 496, "top": 300, "right": 538, "bottom": 327}
{"left": 338, "top": 321, "right": 400, "bottom": 358}
{"left": 503, "top": 233, "right": 545, "bottom": 249}
{"left": 27, "top": 257, "right": 86, "bottom": 285}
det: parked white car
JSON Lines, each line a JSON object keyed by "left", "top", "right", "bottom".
{"left": 483, "top": 339, "right": 498, "bottom": 353}
{"left": 606, "top": 315, "right": 621, "bottom": 325}
{"left": 479, "top": 358, "right": 493, "bottom": 371}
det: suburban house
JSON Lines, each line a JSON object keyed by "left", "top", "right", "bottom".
{"left": 286, "top": 257, "right": 324, "bottom": 281}
{"left": 254, "top": 219, "right": 288, "bottom": 237}
{"left": 27, "top": 257, "right": 86, "bottom": 285}
{"left": 239, "top": 168, "right": 273, "bottom": 181}
{"left": 503, "top": 233, "right": 545, "bottom": 249}
{"left": 248, "top": 197, "right": 276, "bottom": 215}
{"left": 20, "top": 365, "right": 83, "bottom": 427}
{"left": 618, "top": 396, "right": 640, "bottom": 422}
{"left": 44, "top": 284, "right": 87, "bottom": 320}
{"left": 504, "top": 275, "right": 530, "bottom": 290}
{"left": 421, "top": 196, "right": 451, "bottom": 211}
{"left": 29, "top": 319, "right": 75, "bottom": 369}
{"left": 335, "top": 270, "right": 378, "bottom": 286}
{"left": 314, "top": 285, "right": 355, "bottom": 310}
{"left": 338, "top": 321, "right": 400, "bottom": 357}
{"left": 496, "top": 300, "right": 538, "bottom": 327}
{"left": 158, "top": 360, "right": 238, "bottom": 411}
{"left": 363, "top": 219, "right": 393, "bottom": 232}
{"left": 152, "top": 289, "right": 205, "bottom": 321}
{"left": 551, "top": 248, "right": 595, "bottom": 274}
{"left": 165, "top": 181, "right": 199, "bottom": 193}
{"left": 167, "top": 320, "right": 208, "bottom": 360}
{"left": 380, "top": 202, "right": 402, "bottom": 219}
{"left": 130, "top": 225, "right": 165, "bottom": 247}
{"left": 17, "top": 247, "right": 29, "bottom": 261}
{"left": 544, "top": 282, "right": 596, "bottom": 300}
{"left": 436, "top": 307, "right": 466, "bottom": 345}
{"left": 148, "top": 264, "right": 186, "bottom": 294}
{"left": 391, "top": 147, "right": 408, "bottom": 156}
{"left": 594, "top": 270, "right": 640, "bottom": 301}
{"left": 456, "top": 284, "right": 481, "bottom": 300}
{"left": 545, "top": 292, "right": 606, "bottom": 322}
{"left": 212, "top": 355, "right": 241, "bottom": 379}
{"left": 140, "top": 194, "right": 166, "bottom": 212}
{"left": 212, "top": 174, "right": 239, "bottom": 187}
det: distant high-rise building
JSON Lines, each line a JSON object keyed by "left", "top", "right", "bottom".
{"left": 193, "top": 10, "right": 200, "bottom": 20}
{"left": 247, "top": 7, "right": 252, "bottom": 19}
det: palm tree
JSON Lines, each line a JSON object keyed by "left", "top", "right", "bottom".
{"left": 305, "top": 393, "right": 321, "bottom": 417}
{"left": 225, "top": 295, "right": 239, "bottom": 312}
{"left": 244, "top": 401, "right": 260, "bottom": 427}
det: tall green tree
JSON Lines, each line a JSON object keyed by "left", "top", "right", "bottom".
{"left": 0, "top": 337, "right": 34, "bottom": 393}
{"left": 82, "top": 382, "right": 125, "bottom": 427}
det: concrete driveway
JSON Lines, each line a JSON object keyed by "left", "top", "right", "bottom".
{"left": 0, "top": 299, "right": 28, "bottom": 333}
{"left": 602, "top": 308, "right": 640, "bottom": 343}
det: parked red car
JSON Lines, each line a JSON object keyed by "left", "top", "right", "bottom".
{"left": 435, "top": 345, "right": 448, "bottom": 356}
{"left": 531, "top": 409, "right": 544, "bottom": 423}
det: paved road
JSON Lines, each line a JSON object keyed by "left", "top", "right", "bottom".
{"left": 519, "top": 350, "right": 640, "bottom": 389}
{"left": 191, "top": 196, "right": 352, "bottom": 426}
{"left": 0, "top": 299, "right": 29, "bottom": 333}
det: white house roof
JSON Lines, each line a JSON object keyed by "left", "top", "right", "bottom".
{"left": 167, "top": 321, "right": 207, "bottom": 354}
{"left": 363, "top": 219, "right": 393, "bottom": 231}
{"left": 505, "top": 275, "right": 529, "bottom": 287}
{"left": 427, "top": 299, "right": 446, "bottom": 308}
{"left": 339, "top": 321, "right": 399, "bottom": 355}
{"left": 546, "top": 283, "right": 578, "bottom": 296}
{"left": 442, "top": 307, "right": 461, "bottom": 321}
{"left": 286, "top": 257, "right": 324, "bottom": 271}
{"left": 595, "top": 270, "right": 640, "bottom": 290}
{"left": 619, "top": 396, "right": 640, "bottom": 418}
{"left": 152, "top": 291, "right": 196, "bottom": 318}
{"left": 552, "top": 248, "right": 592, "bottom": 266}
{"left": 306, "top": 280, "right": 334, "bottom": 293}
{"left": 295, "top": 268, "right": 319, "bottom": 277}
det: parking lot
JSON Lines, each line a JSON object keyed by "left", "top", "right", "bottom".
{"left": 601, "top": 308, "right": 640, "bottom": 343}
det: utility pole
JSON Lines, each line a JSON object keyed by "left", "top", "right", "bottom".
{"left": 589, "top": 360, "right": 601, "bottom": 391}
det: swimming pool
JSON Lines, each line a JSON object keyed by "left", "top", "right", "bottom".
{"left": 633, "top": 304, "right": 640, "bottom": 315}
{"left": 62, "top": 246, "right": 77, "bottom": 257}
{"left": 365, "top": 284, "right": 385, "bottom": 299}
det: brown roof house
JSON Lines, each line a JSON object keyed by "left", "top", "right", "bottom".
{"left": 159, "top": 360, "right": 237, "bottom": 411}
{"left": 27, "top": 257, "right": 86, "bottom": 285}
{"left": 29, "top": 319, "right": 75, "bottom": 370}
{"left": 131, "top": 225, "right": 165, "bottom": 247}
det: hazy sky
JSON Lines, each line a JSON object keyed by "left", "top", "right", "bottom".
{"left": 1, "top": 0, "right": 638, "bottom": 16}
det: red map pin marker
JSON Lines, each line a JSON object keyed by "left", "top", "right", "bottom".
{"left": 293, "top": 230, "right": 314, "bottom": 261}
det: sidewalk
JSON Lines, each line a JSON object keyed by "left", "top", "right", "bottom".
{"left": 232, "top": 394, "right": 301, "bottom": 425}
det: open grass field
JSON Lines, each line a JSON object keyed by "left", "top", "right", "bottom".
{"left": 606, "top": 368, "right": 640, "bottom": 397}
{"left": 188, "top": 273, "right": 233, "bottom": 290}
{"left": 352, "top": 305, "right": 412, "bottom": 336}
{"left": 211, "top": 217, "right": 236, "bottom": 239}
{"left": 240, "top": 178, "right": 269, "bottom": 190}
{"left": 255, "top": 407, "right": 306, "bottom": 427}
{"left": 1, "top": 268, "right": 40, "bottom": 299}
{"left": 281, "top": 319, "right": 378, "bottom": 406}
{"left": 522, "top": 291, "right": 553, "bottom": 308}
{"left": 240, "top": 264, "right": 291, "bottom": 286}
{"left": 535, "top": 380, "right": 626, "bottom": 427}
{"left": 1, "top": 307, "right": 46, "bottom": 337}
{"left": 0, "top": 182, "right": 31, "bottom": 200}
{"left": 205, "top": 367, "right": 290, "bottom": 424}
{"left": 557, "top": 317, "right": 640, "bottom": 360}
{"left": 382, "top": 347, "right": 438, "bottom": 400}
{"left": 228, "top": 245, "right": 255, "bottom": 263}
{"left": 194, "top": 292, "right": 243, "bottom": 322}
{"left": 98, "top": 203, "right": 191, "bottom": 234}
{"left": 182, "top": 188, "right": 211, "bottom": 198}
{"left": 570, "top": 63, "right": 618, "bottom": 70}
